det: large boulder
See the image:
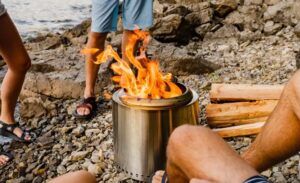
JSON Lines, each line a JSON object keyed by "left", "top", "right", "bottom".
{"left": 24, "top": 43, "right": 112, "bottom": 99}
{"left": 151, "top": 14, "right": 193, "bottom": 44}
{"left": 151, "top": 44, "right": 220, "bottom": 76}
{"left": 224, "top": 5, "right": 264, "bottom": 32}
{"left": 204, "top": 24, "right": 239, "bottom": 40}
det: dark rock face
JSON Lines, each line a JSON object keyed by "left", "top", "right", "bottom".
{"left": 152, "top": 44, "right": 220, "bottom": 75}
{"left": 151, "top": 14, "right": 193, "bottom": 44}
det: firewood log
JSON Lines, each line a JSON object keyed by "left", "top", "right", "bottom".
{"left": 213, "top": 122, "right": 265, "bottom": 138}
{"left": 206, "top": 100, "right": 277, "bottom": 127}
{"left": 210, "top": 84, "right": 284, "bottom": 102}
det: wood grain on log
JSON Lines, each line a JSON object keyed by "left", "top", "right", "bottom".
{"left": 206, "top": 100, "right": 277, "bottom": 127}
{"left": 209, "top": 84, "right": 284, "bottom": 102}
{"left": 213, "top": 122, "right": 265, "bottom": 138}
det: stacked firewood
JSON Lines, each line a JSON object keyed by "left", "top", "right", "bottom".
{"left": 206, "top": 84, "right": 284, "bottom": 138}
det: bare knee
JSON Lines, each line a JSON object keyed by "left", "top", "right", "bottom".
{"left": 49, "top": 170, "right": 96, "bottom": 183}
{"left": 8, "top": 53, "right": 31, "bottom": 73}
{"left": 167, "top": 125, "right": 211, "bottom": 154}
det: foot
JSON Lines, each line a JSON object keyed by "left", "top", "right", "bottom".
{"left": 12, "top": 126, "right": 31, "bottom": 141}
{"left": 0, "top": 121, "right": 31, "bottom": 141}
{"left": 0, "top": 153, "right": 13, "bottom": 166}
{"left": 76, "top": 103, "right": 93, "bottom": 116}
{"left": 152, "top": 171, "right": 168, "bottom": 183}
{"left": 74, "top": 97, "right": 96, "bottom": 119}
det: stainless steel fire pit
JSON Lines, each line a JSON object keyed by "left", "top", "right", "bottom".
{"left": 112, "top": 84, "right": 199, "bottom": 181}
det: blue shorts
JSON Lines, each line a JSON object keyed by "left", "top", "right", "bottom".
{"left": 91, "top": 0, "right": 153, "bottom": 33}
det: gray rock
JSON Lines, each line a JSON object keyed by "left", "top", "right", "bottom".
{"left": 244, "top": 0, "right": 263, "bottom": 6}
{"left": 264, "top": 0, "right": 281, "bottom": 5}
{"left": 211, "top": 0, "right": 238, "bottom": 17}
{"left": 20, "top": 97, "right": 46, "bottom": 118}
{"left": 185, "top": 8, "right": 213, "bottom": 26}
{"left": 57, "top": 165, "right": 67, "bottom": 175}
{"left": 152, "top": 44, "right": 220, "bottom": 75}
{"left": 164, "top": 5, "right": 191, "bottom": 16}
{"left": 151, "top": 14, "right": 192, "bottom": 44}
{"left": 264, "top": 21, "right": 282, "bottom": 35}
{"left": 85, "top": 129, "right": 101, "bottom": 138}
{"left": 204, "top": 24, "right": 239, "bottom": 40}
{"left": 195, "top": 23, "right": 212, "bottom": 38}
{"left": 88, "top": 164, "right": 103, "bottom": 175}
{"left": 70, "top": 151, "right": 89, "bottom": 161}
{"left": 72, "top": 125, "right": 85, "bottom": 137}
{"left": 294, "top": 22, "right": 300, "bottom": 37}
{"left": 272, "top": 172, "right": 287, "bottom": 183}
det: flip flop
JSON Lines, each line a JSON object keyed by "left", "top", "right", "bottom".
{"left": 73, "top": 97, "right": 97, "bottom": 119}
{"left": 148, "top": 171, "right": 168, "bottom": 183}
{"left": 0, "top": 152, "right": 13, "bottom": 166}
{"left": 0, "top": 121, "right": 32, "bottom": 143}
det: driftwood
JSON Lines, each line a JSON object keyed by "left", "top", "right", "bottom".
{"left": 213, "top": 122, "right": 265, "bottom": 138}
{"left": 209, "top": 84, "right": 284, "bottom": 102}
{"left": 206, "top": 100, "right": 277, "bottom": 127}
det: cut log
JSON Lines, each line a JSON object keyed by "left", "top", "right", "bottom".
{"left": 213, "top": 122, "right": 265, "bottom": 138}
{"left": 208, "top": 117, "right": 268, "bottom": 127}
{"left": 210, "top": 84, "right": 284, "bottom": 102}
{"left": 206, "top": 100, "right": 278, "bottom": 127}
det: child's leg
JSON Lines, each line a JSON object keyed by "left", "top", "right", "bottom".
{"left": 0, "top": 13, "right": 31, "bottom": 140}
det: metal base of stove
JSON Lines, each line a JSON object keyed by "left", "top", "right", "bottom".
{"left": 112, "top": 89, "right": 199, "bottom": 182}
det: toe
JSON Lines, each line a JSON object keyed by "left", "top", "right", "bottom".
{"left": 25, "top": 133, "right": 31, "bottom": 141}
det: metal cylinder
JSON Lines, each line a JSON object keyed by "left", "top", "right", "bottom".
{"left": 112, "top": 88, "right": 199, "bottom": 181}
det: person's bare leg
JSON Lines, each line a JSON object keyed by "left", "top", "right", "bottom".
{"left": 153, "top": 125, "right": 259, "bottom": 183}
{"left": 49, "top": 170, "right": 96, "bottom": 183}
{"left": 242, "top": 71, "right": 300, "bottom": 172}
{"left": 77, "top": 32, "right": 107, "bottom": 116}
{"left": 0, "top": 13, "right": 31, "bottom": 140}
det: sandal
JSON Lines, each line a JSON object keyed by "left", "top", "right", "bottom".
{"left": 73, "top": 97, "right": 97, "bottom": 119}
{"left": 0, "top": 152, "right": 13, "bottom": 166}
{"left": 0, "top": 121, "right": 32, "bottom": 143}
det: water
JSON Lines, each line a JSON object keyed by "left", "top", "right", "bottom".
{"left": 2, "top": 0, "right": 91, "bottom": 39}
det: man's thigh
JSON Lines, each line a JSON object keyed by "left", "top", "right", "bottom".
{"left": 122, "top": 0, "right": 153, "bottom": 30}
{"left": 91, "top": 0, "right": 119, "bottom": 33}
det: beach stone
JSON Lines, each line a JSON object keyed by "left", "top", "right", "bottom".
{"left": 264, "top": 21, "right": 282, "bottom": 35}
{"left": 88, "top": 164, "right": 103, "bottom": 175}
{"left": 32, "top": 177, "right": 43, "bottom": 183}
{"left": 85, "top": 129, "right": 101, "bottom": 138}
{"left": 57, "top": 165, "right": 67, "bottom": 175}
{"left": 70, "top": 151, "right": 89, "bottom": 161}
{"left": 72, "top": 125, "right": 85, "bottom": 137}
{"left": 20, "top": 97, "right": 46, "bottom": 118}
{"left": 272, "top": 172, "right": 287, "bottom": 182}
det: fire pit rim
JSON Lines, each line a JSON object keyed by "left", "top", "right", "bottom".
{"left": 113, "top": 83, "right": 198, "bottom": 110}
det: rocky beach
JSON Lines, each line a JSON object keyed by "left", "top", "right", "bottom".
{"left": 1, "top": 0, "right": 300, "bottom": 182}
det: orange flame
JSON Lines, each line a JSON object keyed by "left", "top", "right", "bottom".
{"left": 81, "top": 30, "right": 182, "bottom": 99}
